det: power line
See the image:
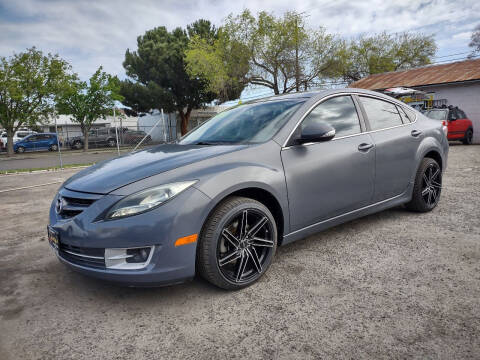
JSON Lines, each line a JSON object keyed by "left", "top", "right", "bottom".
{"left": 434, "top": 51, "right": 471, "bottom": 59}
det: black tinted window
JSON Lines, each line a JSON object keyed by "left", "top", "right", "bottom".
{"left": 360, "top": 97, "right": 403, "bottom": 130}
{"left": 397, "top": 106, "right": 411, "bottom": 123}
{"left": 302, "top": 96, "right": 361, "bottom": 137}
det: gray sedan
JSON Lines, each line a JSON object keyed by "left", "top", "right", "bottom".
{"left": 48, "top": 89, "right": 448, "bottom": 289}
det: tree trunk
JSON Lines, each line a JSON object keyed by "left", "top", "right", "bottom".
{"left": 83, "top": 129, "right": 89, "bottom": 151}
{"left": 179, "top": 109, "right": 192, "bottom": 136}
{"left": 6, "top": 128, "right": 14, "bottom": 156}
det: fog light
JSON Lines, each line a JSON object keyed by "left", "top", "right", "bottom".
{"left": 105, "top": 246, "right": 154, "bottom": 270}
{"left": 126, "top": 247, "right": 151, "bottom": 263}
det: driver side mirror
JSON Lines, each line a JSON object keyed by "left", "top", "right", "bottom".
{"left": 296, "top": 122, "right": 336, "bottom": 144}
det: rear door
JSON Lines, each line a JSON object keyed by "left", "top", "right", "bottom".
{"left": 281, "top": 95, "right": 375, "bottom": 231}
{"left": 358, "top": 96, "right": 421, "bottom": 202}
{"left": 448, "top": 108, "right": 469, "bottom": 139}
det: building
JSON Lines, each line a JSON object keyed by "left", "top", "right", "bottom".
{"left": 40, "top": 111, "right": 138, "bottom": 142}
{"left": 351, "top": 59, "right": 480, "bottom": 143}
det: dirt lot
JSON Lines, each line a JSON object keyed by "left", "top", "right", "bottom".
{"left": 0, "top": 145, "right": 479, "bottom": 359}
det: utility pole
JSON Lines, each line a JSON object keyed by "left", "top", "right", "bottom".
{"left": 295, "top": 14, "right": 300, "bottom": 92}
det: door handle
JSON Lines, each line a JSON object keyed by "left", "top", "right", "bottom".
{"left": 411, "top": 130, "right": 422, "bottom": 137}
{"left": 358, "top": 143, "right": 374, "bottom": 152}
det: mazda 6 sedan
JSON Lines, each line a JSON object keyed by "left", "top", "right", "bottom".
{"left": 48, "top": 89, "right": 448, "bottom": 289}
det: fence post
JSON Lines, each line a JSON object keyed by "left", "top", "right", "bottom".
{"left": 54, "top": 113, "right": 63, "bottom": 169}
{"left": 113, "top": 107, "right": 120, "bottom": 156}
{"left": 161, "top": 108, "right": 167, "bottom": 143}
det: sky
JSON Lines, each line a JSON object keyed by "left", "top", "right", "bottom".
{"left": 0, "top": 0, "right": 479, "bottom": 87}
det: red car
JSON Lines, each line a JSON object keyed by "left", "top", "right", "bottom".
{"left": 424, "top": 106, "right": 474, "bottom": 144}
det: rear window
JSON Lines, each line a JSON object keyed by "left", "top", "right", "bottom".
{"left": 359, "top": 96, "right": 403, "bottom": 130}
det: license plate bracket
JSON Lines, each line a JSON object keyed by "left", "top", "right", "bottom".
{"left": 47, "top": 226, "right": 59, "bottom": 249}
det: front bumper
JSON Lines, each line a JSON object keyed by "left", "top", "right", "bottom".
{"left": 49, "top": 186, "right": 212, "bottom": 286}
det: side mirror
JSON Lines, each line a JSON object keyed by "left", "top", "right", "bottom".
{"left": 296, "top": 122, "right": 336, "bottom": 144}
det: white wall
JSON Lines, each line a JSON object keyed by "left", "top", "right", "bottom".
{"left": 416, "top": 82, "right": 480, "bottom": 143}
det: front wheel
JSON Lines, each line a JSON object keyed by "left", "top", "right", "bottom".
{"left": 16, "top": 146, "right": 25, "bottom": 154}
{"left": 197, "top": 196, "right": 277, "bottom": 290}
{"left": 462, "top": 129, "right": 473, "bottom": 145}
{"left": 406, "top": 158, "right": 442, "bottom": 212}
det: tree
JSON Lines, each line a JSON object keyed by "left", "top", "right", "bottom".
{"left": 185, "top": 27, "right": 250, "bottom": 102}
{"left": 121, "top": 23, "right": 216, "bottom": 135}
{"left": 56, "top": 67, "right": 122, "bottom": 151}
{"left": 469, "top": 24, "right": 480, "bottom": 57}
{"left": 0, "top": 47, "right": 72, "bottom": 155}
{"left": 208, "top": 10, "right": 338, "bottom": 95}
{"left": 328, "top": 32, "right": 437, "bottom": 83}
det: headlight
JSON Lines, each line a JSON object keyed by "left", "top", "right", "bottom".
{"left": 106, "top": 180, "right": 197, "bottom": 219}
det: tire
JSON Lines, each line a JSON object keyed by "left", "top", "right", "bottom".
{"left": 462, "top": 129, "right": 473, "bottom": 145}
{"left": 16, "top": 146, "right": 25, "bottom": 154}
{"left": 197, "top": 196, "right": 277, "bottom": 290}
{"left": 406, "top": 158, "right": 442, "bottom": 212}
{"left": 49, "top": 144, "right": 58, "bottom": 151}
{"left": 107, "top": 139, "right": 116, "bottom": 147}
{"left": 73, "top": 141, "right": 82, "bottom": 150}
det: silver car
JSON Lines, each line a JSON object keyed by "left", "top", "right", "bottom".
{"left": 48, "top": 89, "right": 448, "bottom": 290}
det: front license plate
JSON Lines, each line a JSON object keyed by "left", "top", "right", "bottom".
{"left": 47, "top": 226, "right": 59, "bottom": 249}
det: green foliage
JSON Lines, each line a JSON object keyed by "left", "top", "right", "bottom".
{"left": 196, "top": 10, "right": 339, "bottom": 95}
{"left": 0, "top": 47, "right": 73, "bottom": 155}
{"left": 121, "top": 23, "right": 216, "bottom": 135}
{"left": 186, "top": 27, "right": 250, "bottom": 102}
{"left": 56, "top": 67, "right": 123, "bottom": 150}
{"left": 329, "top": 32, "right": 437, "bottom": 83}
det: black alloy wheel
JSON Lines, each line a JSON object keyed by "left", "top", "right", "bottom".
{"left": 421, "top": 161, "right": 442, "bottom": 207}
{"left": 198, "top": 197, "right": 277, "bottom": 290}
{"left": 406, "top": 157, "right": 442, "bottom": 212}
{"left": 217, "top": 208, "right": 275, "bottom": 284}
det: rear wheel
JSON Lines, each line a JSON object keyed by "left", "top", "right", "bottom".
{"left": 107, "top": 138, "right": 116, "bottom": 147}
{"left": 462, "top": 129, "right": 473, "bottom": 145}
{"left": 406, "top": 158, "right": 442, "bottom": 212}
{"left": 197, "top": 196, "right": 277, "bottom": 290}
{"left": 73, "top": 141, "right": 82, "bottom": 150}
{"left": 49, "top": 144, "right": 58, "bottom": 151}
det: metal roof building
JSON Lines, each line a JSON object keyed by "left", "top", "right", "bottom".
{"left": 351, "top": 59, "right": 480, "bottom": 143}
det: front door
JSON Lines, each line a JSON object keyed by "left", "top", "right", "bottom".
{"left": 281, "top": 95, "right": 375, "bottom": 231}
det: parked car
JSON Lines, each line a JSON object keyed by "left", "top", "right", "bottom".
{"left": 1, "top": 129, "right": 37, "bottom": 149}
{"left": 48, "top": 89, "right": 448, "bottom": 290}
{"left": 424, "top": 106, "right": 473, "bottom": 144}
{"left": 123, "top": 130, "right": 151, "bottom": 145}
{"left": 67, "top": 127, "right": 118, "bottom": 150}
{"left": 14, "top": 133, "right": 60, "bottom": 153}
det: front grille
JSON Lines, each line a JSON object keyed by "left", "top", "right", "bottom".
{"left": 58, "top": 243, "right": 105, "bottom": 269}
{"left": 57, "top": 194, "right": 97, "bottom": 219}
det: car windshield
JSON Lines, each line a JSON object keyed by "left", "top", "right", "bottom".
{"left": 179, "top": 99, "right": 305, "bottom": 145}
{"left": 425, "top": 109, "right": 447, "bottom": 121}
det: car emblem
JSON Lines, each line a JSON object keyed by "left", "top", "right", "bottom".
{"left": 55, "top": 196, "right": 65, "bottom": 214}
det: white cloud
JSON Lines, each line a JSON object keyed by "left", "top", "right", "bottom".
{"left": 0, "top": 0, "right": 478, "bottom": 79}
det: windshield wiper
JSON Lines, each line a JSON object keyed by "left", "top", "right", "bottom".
{"left": 192, "top": 141, "right": 220, "bottom": 145}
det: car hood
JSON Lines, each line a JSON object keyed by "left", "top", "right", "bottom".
{"left": 63, "top": 144, "right": 247, "bottom": 194}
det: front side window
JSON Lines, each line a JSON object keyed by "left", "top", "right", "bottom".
{"left": 301, "top": 95, "right": 361, "bottom": 138}
{"left": 179, "top": 99, "right": 305, "bottom": 145}
{"left": 360, "top": 96, "right": 403, "bottom": 130}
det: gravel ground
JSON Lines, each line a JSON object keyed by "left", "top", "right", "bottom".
{"left": 0, "top": 144, "right": 479, "bottom": 359}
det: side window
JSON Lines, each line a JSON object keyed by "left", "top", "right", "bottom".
{"left": 28, "top": 135, "right": 38, "bottom": 141}
{"left": 97, "top": 128, "right": 108, "bottom": 136}
{"left": 360, "top": 96, "right": 403, "bottom": 130}
{"left": 397, "top": 106, "right": 411, "bottom": 123}
{"left": 301, "top": 95, "right": 361, "bottom": 138}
